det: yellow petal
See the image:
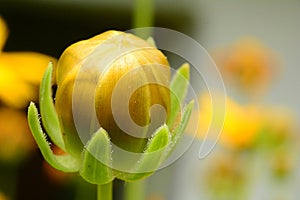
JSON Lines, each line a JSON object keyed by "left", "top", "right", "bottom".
{"left": 0, "top": 64, "right": 35, "bottom": 108}
{"left": 55, "top": 31, "right": 171, "bottom": 154}
{"left": 0, "top": 52, "right": 56, "bottom": 108}
{"left": 0, "top": 52, "right": 56, "bottom": 83}
{"left": 55, "top": 30, "right": 120, "bottom": 85}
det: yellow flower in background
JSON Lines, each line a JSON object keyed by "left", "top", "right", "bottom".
{"left": 0, "top": 16, "right": 56, "bottom": 162}
{"left": 0, "top": 17, "right": 8, "bottom": 52}
{"left": 0, "top": 17, "right": 56, "bottom": 108}
{"left": 190, "top": 93, "right": 262, "bottom": 150}
{"left": 212, "top": 37, "right": 278, "bottom": 96}
{"left": 0, "top": 108, "right": 34, "bottom": 162}
{"left": 0, "top": 52, "right": 57, "bottom": 108}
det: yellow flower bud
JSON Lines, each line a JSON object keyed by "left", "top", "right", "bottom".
{"left": 55, "top": 31, "right": 170, "bottom": 157}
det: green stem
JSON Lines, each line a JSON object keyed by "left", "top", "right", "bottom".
{"left": 132, "top": 0, "right": 155, "bottom": 38}
{"left": 124, "top": 180, "right": 146, "bottom": 200}
{"left": 97, "top": 182, "right": 112, "bottom": 200}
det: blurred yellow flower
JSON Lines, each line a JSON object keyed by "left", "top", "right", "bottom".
{"left": 190, "top": 93, "right": 262, "bottom": 150}
{"left": 0, "top": 17, "right": 8, "bottom": 52}
{"left": 0, "top": 17, "right": 56, "bottom": 108}
{"left": 0, "top": 16, "right": 56, "bottom": 162}
{"left": 203, "top": 152, "right": 247, "bottom": 198}
{"left": 0, "top": 108, "right": 34, "bottom": 162}
{"left": 212, "top": 37, "right": 278, "bottom": 96}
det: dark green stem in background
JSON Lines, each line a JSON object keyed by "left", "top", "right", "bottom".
{"left": 133, "top": 0, "right": 155, "bottom": 39}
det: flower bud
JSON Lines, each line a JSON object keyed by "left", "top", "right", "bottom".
{"left": 55, "top": 31, "right": 170, "bottom": 157}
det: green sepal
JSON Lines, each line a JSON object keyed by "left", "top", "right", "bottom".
{"left": 167, "top": 63, "right": 190, "bottom": 128}
{"left": 80, "top": 128, "right": 114, "bottom": 185}
{"left": 27, "top": 102, "right": 79, "bottom": 172}
{"left": 118, "top": 125, "right": 170, "bottom": 181}
{"left": 39, "top": 62, "right": 66, "bottom": 151}
{"left": 168, "top": 100, "right": 194, "bottom": 154}
{"left": 146, "top": 37, "right": 157, "bottom": 48}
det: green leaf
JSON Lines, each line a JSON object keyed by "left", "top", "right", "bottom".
{"left": 119, "top": 125, "right": 170, "bottom": 181}
{"left": 39, "top": 62, "right": 66, "bottom": 151}
{"left": 143, "top": 125, "right": 170, "bottom": 154}
{"left": 27, "top": 102, "right": 79, "bottom": 172}
{"left": 167, "top": 63, "right": 190, "bottom": 128}
{"left": 80, "top": 128, "right": 114, "bottom": 185}
{"left": 168, "top": 100, "right": 194, "bottom": 154}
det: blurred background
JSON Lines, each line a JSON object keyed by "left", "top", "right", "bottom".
{"left": 0, "top": 0, "right": 300, "bottom": 199}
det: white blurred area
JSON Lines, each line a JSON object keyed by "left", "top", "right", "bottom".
{"left": 188, "top": 0, "right": 300, "bottom": 118}
{"left": 146, "top": 1, "right": 300, "bottom": 200}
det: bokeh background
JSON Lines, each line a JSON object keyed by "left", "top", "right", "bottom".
{"left": 0, "top": 0, "right": 300, "bottom": 200}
